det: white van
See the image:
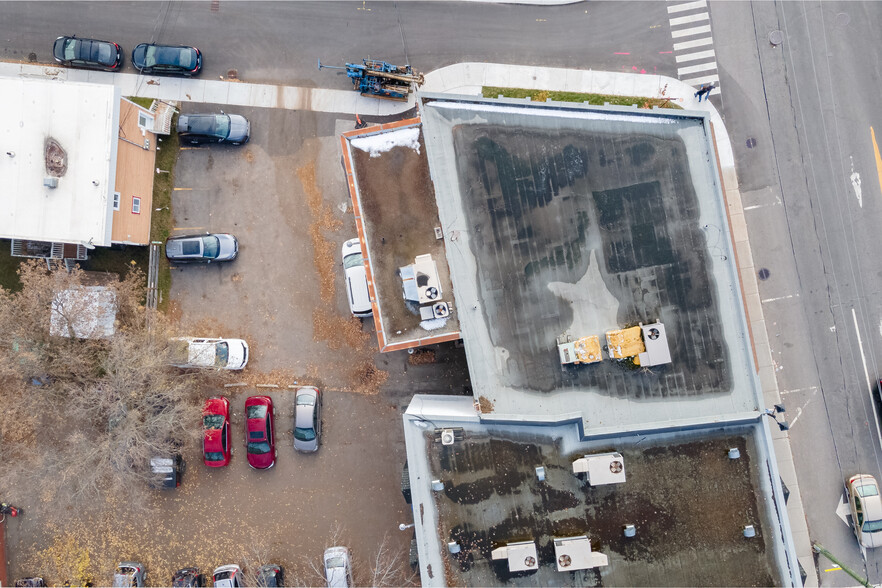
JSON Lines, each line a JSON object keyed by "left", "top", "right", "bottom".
{"left": 323, "top": 546, "right": 353, "bottom": 588}
{"left": 170, "top": 337, "right": 248, "bottom": 370}
{"left": 341, "top": 238, "right": 372, "bottom": 318}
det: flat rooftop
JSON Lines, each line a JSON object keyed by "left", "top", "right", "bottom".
{"left": 342, "top": 120, "right": 460, "bottom": 351}
{"left": 419, "top": 95, "right": 759, "bottom": 434}
{"left": 403, "top": 397, "right": 792, "bottom": 587}
{"left": 0, "top": 77, "right": 119, "bottom": 247}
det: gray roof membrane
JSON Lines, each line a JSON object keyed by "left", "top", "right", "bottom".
{"left": 419, "top": 96, "right": 760, "bottom": 433}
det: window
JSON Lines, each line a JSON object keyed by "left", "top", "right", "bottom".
{"left": 112, "top": 191, "right": 120, "bottom": 211}
{"left": 138, "top": 111, "right": 154, "bottom": 131}
{"left": 132, "top": 196, "right": 141, "bottom": 214}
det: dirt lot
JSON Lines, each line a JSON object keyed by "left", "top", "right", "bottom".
{"left": 5, "top": 109, "right": 470, "bottom": 585}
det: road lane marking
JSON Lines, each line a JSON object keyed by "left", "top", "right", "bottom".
{"left": 850, "top": 155, "right": 862, "bottom": 207}
{"left": 673, "top": 37, "right": 713, "bottom": 51}
{"left": 824, "top": 566, "right": 842, "bottom": 572}
{"left": 761, "top": 294, "right": 797, "bottom": 304}
{"left": 671, "top": 24, "right": 711, "bottom": 38}
{"left": 173, "top": 188, "right": 193, "bottom": 191}
{"left": 669, "top": 12, "right": 708, "bottom": 26}
{"left": 675, "top": 49, "right": 715, "bottom": 63}
{"left": 871, "top": 127, "right": 882, "bottom": 202}
{"left": 678, "top": 61, "right": 717, "bottom": 76}
{"left": 667, "top": 0, "right": 707, "bottom": 13}
{"left": 852, "top": 307, "right": 882, "bottom": 446}
{"left": 780, "top": 386, "right": 819, "bottom": 396}
{"left": 680, "top": 73, "right": 719, "bottom": 86}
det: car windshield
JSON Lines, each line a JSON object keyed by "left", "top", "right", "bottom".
{"left": 248, "top": 441, "right": 271, "bottom": 454}
{"left": 858, "top": 483, "right": 880, "bottom": 497}
{"left": 202, "top": 235, "right": 221, "bottom": 258}
{"left": 203, "top": 414, "right": 224, "bottom": 429}
{"left": 295, "top": 426, "right": 316, "bottom": 442}
{"left": 214, "top": 342, "right": 229, "bottom": 367}
{"left": 326, "top": 556, "right": 346, "bottom": 568}
{"left": 343, "top": 252, "right": 363, "bottom": 270}
{"left": 296, "top": 395, "right": 315, "bottom": 406}
{"left": 246, "top": 404, "right": 267, "bottom": 419}
{"left": 205, "top": 451, "right": 225, "bottom": 462}
{"left": 214, "top": 114, "right": 231, "bottom": 138}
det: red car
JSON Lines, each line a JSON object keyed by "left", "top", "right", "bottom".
{"left": 203, "top": 396, "right": 231, "bottom": 467}
{"left": 245, "top": 396, "right": 276, "bottom": 469}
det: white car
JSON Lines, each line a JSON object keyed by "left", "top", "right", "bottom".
{"left": 212, "top": 564, "right": 242, "bottom": 588}
{"left": 323, "top": 546, "right": 353, "bottom": 588}
{"left": 341, "top": 238, "right": 372, "bottom": 318}
{"left": 171, "top": 337, "right": 248, "bottom": 370}
{"left": 847, "top": 474, "right": 882, "bottom": 548}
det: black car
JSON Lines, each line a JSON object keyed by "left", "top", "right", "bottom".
{"left": 53, "top": 36, "right": 122, "bottom": 71}
{"left": 172, "top": 568, "right": 205, "bottom": 587}
{"left": 132, "top": 43, "right": 201, "bottom": 77}
{"left": 177, "top": 113, "right": 251, "bottom": 145}
{"left": 149, "top": 454, "right": 185, "bottom": 489}
{"left": 256, "top": 565, "right": 284, "bottom": 588}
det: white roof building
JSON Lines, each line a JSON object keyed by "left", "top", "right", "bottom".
{"left": 0, "top": 77, "right": 119, "bottom": 248}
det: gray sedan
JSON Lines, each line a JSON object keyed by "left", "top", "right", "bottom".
{"left": 293, "top": 387, "right": 322, "bottom": 453}
{"left": 165, "top": 233, "right": 238, "bottom": 263}
{"left": 177, "top": 113, "right": 250, "bottom": 145}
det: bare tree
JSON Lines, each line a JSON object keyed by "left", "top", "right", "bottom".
{"left": 366, "top": 533, "right": 417, "bottom": 587}
{"left": 0, "top": 261, "right": 203, "bottom": 511}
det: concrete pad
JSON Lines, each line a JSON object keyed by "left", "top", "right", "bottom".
{"left": 481, "top": 63, "right": 513, "bottom": 89}
{"left": 735, "top": 239, "right": 753, "bottom": 269}
{"left": 112, "top": 74, "right": 139, "bottom": 98}
{"left": 725, "top": 187, "right": 744, "bottom": 216}
{"left": 591, "top": 70, "right": 615, "bottom": 95}
{"left": 225, "top": 81, "right": 253, "bottom": 108}
{"left": 179, "top": 80, "right": 204, "bottom": 103}
{"left": 754, "top": 339, "right": 772, "bottom": 370}
{"left": 201, "top": 80, "right": 231, "bottom": 105}
{"left": 332, "top": 91, "right": 359, "bottom": 116}
{"left": 729, "top": 211, "right": 748, "bottom": 241}
{"left": 249, "top": 83, "right": 277, "bottom": 108}
{"left": 758, "top": 364, "right": 777, "bottom": 394}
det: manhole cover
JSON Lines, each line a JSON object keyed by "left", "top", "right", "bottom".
{"left": 835, "top": 12, "right": 850, "bottom": 26}
{"left": 746, "top": 137, "right": 757, "bottom": 148}
{"left": 758, "top": 268, "right": 771, "bottom": 281}
{"left": 27, "top": 52, "right": 37, "bottom": 62}
{"left": 226, "top": 69, "right": 238, "bottom": 80}
{"left": 769, "top": 30, "right": 784, "bottom": 46}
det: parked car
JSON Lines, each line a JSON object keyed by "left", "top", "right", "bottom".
{"left": 132, "top": 43, "right": 201, "bottom": 76}
{"left": 847, "top": 474, "right": 882, "bottom": 548}
{"left": 323, "top": 546, "right": 353, "bottom": 588}
{"left": 203, "top": 396, "right": 232, "bottom": 467}
{"left": 171, "top": 337, "right": 249, "bottom": 370}
{"left": 212, "top": 565, "right": 242, "bottom": 588}
{"left": 14, "top": 579, "right": 46, "bottom": 587}
{"left": 256, "top": 564, "right": 284, "bottom": 587}
{"left": 165, "top": 233, "right": 238, "bottom": 263}
{"left": 53, "top": 36, "right": 122, "bottom": 71}
{"left": 245, "top": 395, "right": 276, "bottom": 469}
{"left": 150, "top": 454, "right": 185, "bottom": 489}
{"left": 113, "top": 562, "right": 146, "bottom": 588}
{"left": 178, "top": 112, "right": 251, "bottom": 145}
{"left": 293, "top": 386, "right": 322, "bottom": 453}
{"left": 341, "top": 238, "right": 372, "bottom": 318}
{"left": 172, "top": 567, "right": 205, "bottom": 587}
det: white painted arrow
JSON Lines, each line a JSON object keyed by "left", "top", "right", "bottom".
{"left": 836, "top": 492, "right": 852, "bottom": 526}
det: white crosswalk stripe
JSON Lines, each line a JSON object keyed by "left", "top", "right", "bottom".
{"left": 675, "top": 49, "right": 715, "bottom": 63}
{"left": 667, "top": 3, "right": 720, "bottom": 99}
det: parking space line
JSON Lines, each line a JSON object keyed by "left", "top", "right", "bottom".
{"left": 174, "top": 187, "right": 193, "bottom": 191}
{"left": 179, "top": 147, "right": 203, "bottom": 150}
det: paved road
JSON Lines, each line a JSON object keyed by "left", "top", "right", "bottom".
{"left": 0, "top": 1, "right": 675, "bottom": 86}
{"left": 713, "top": 1, "right": 882, "bottom": 584}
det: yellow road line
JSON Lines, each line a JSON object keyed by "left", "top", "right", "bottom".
{"left": 872, "top": 127, "right": 882, "bottom": 198}
{"left": 173, "top": 188, "right": 193, "bottom": 191}
{"left": 179, "top": 147, "right": 202, "bottom": 150}
{"left": 824, "top": 566, "right": 842, "bottom": 572}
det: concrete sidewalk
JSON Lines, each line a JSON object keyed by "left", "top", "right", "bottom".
{"left": 0, "top": 57, "right": 815, "bottom": 585}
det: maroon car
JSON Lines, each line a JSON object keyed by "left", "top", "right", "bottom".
{"left": 245, "top": 396, "right": 275, "bottom": 469}
{"left": 203, "top": 396, "right": 231, "bottom": 467}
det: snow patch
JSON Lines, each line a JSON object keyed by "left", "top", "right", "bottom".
{"left": 427, "top": 100, "right": 677, "bottom": 125}
{"left": 420, "top": 317, "right": 448, "bottom": 331}
{"left": 350, "top": 127, "right": 421, "bottom": 158}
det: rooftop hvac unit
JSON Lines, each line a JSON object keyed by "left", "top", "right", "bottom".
{"left": 413, "top": 254, "right": 442, "bottom": 304}
{"left": 433, "top": 302, "right": 450, "bottom": 318}
{"left": 43, "top": 177, "right": 58, "bottom": 189}
{"left": 572, "top": 452, "right": 626, "bottom": 486}
{"left": 490, "top": 540, "right": 538, "bottom": 573}
{"left": 553, "top": 536, "right": 609, "bottom": 571}
{"left": 440, "top": 429, "right": 455, "bottom": 446}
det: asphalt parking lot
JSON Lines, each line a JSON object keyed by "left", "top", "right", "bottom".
{"left": 6, "top": 106, "right": 470, "bottom": 585}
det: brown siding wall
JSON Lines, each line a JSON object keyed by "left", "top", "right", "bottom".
{"left": 112, "top": 99, "right": 157, "bottom": 245}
